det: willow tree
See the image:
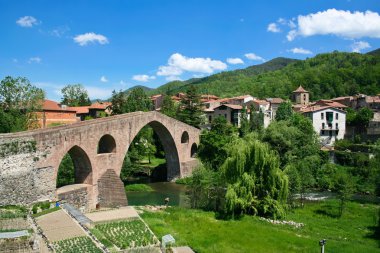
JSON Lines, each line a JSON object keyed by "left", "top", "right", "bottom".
{"left": 222, "top": 134, "right": 288, "bottom": 219}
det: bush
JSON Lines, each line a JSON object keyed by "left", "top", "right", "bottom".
{"left": 124, "top": 184, "right": 154, "bottom": 192}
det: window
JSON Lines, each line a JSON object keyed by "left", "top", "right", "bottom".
{"left": 208, "top": 115, "right": 212, "bottom": 123}
{"left": 321, "top": 130, "right": 325, "bottom": 135}
{"left": 322, "top": 123, "right": 325, "bottom": 129}
{"left": 336, "top": 113, "right": 339, "bottom": 120}
{"left": 321, "top": 113, "right": 324, "bottom": 120}
{"left": 326, "top": 112, "right": 333, "bottom": 123}
{"left": 336, "top": 123, "right": 338, "bottom": 129}
{"left": 224, "top": 114, "right": 227, "bottom": 118}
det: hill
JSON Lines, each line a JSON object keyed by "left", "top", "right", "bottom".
{"left": 149, "top": 57, "right": 298, "bottom": 96}
{"left": 124, "top": 85, "right": 153, "bottom": 93}
{"left": 151, "top": 50, "right": 380, "bottom": 100}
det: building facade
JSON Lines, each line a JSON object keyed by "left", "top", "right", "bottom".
{"left": 302, "top": 106, "right": 346, "bottom": 146}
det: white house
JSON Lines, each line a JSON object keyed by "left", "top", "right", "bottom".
{"left": 301, "top": 106, "right": 346, "bottom": 146}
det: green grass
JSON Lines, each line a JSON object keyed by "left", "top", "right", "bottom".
{"left": 175, "top": 177, "right": 192, "bottom": 185}
{"left": 0, "top": 205, "right": 27, "bottom": 219}
{"left": 125, "top": 184, "right": 154, "bottom": 192}
{"left": 141, "top": 199, "right": 380, "bottom": 253}
{"left": 139, "top": 157, "right": 166, "bottom": 168}
{"left": 32, "top": 207, "right": 60, "bottom": 217}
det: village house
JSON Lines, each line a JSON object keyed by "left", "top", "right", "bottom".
{"left": 301, "top": 106, "right": 346, "bottom": 146}
{"left": 37, "top": 100, "right": 78, "bottom": 128}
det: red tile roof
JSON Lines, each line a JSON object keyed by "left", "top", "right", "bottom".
{"left": 42, "top": 100, "right": 76, "bottom": 112}
{"left": 293, "top": 86, "right": 308, "bottom": 93}
{"left": 68, "top": 106, "right": 89, "bottom": 114}
{"left": 312, "top": 100, "right": 347, "bottom": 108}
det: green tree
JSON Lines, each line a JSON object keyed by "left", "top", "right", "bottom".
{"left": 275, "top": 101, "right": 293, "bottom": 121}
{"left": 56, "top": 154, "right": 75, "bottom": 187}
{"left": 61, "top": 84, "right": 91, "bottom": 106}
{"left": 333, "top": 170, "right": 354, "bottom": 216}
{"left": 239, "top": 106, "right": 250, "bottom": 137}
{"left": 222, "top": 134, "right": 288, "bottom": 219}
{"left": 198, "top": 116, "right": 237, "bottom": 170}
{"left": 177, "top": 85, "right": 204, "bottom": 128}
{"left": 0, "top": 76, "right": 45, "bottom": 132}
{"left": 160, "top": 94, "right": 176, "bottom": 118}
{"left": 109, "top": 88, "right": 152, "bottom": 115}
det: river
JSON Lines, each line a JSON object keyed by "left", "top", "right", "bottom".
{"left": 125, "top": 177, "right": 190, "bottom": 207}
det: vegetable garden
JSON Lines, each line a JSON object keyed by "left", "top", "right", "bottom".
{"left": 53, "top": 236, "right": 102, "bottom": 253}
{"left": 92, "top": 219, "right": 159, "bottom": 250}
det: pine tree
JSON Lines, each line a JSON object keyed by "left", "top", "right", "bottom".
{"left": 160, "top": 94, "right": 176, "bottom": 118}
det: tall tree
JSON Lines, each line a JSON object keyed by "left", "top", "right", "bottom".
{"left": 61, "top": 84, "right": 91, "bottom": 106}
{"left": 160, "top": 94, "right": 176, "bottom": 118}
{"left": 177, "top": 85, "right": 204, "bottom": 128}
{"left": 275, "top": 101, "right": 293, "bottom": 121}
{"left": 0, "top": 76, "right": 45, "bottom": 132}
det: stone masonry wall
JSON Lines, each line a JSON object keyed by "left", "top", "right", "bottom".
{"left": 0, "top": 138, "right": 55, "bottom": 206}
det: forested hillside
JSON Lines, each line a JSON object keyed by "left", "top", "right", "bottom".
{"left": 150, "top": 51, "right": 380, "bottom": 100}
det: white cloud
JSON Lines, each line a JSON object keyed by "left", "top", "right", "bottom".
{"left": 16, "top": 16, "right": 39, "bottom": 27}
{"left": 28, "top": 57, "right": 41, "bottom": 64}
{"left": 351, "top": 41, "right": 371, "bottom": 53}
{"left": 100, "top": 76, "right": 108, "bottom": 82}
{"left": 288, "top": 47, "right": 313, "bottom": 55}
{"left": 267, "top": 23, "right": 281, "bottom": 33}
{"left": 166, "top": 76, "right": 182, "bottom": 81}
{"left": 288, "top": 9, "right": 380, "bottom": 41}
{"left": 73, "top": 32, "right": 109, "bottom": 46}
{"left": 244, "top": 53, "right": 265, "bottom": 62}
{"left": 157, "top": 53, "right": 227, "bottom": 78}
{"left": 12, "top": 58, "right": 18, "bottom": 63}
{"left": 226, "top": 58, "right": 244, "bottom": 65}
{"left": 132, "top": 75, "right": 156, "bottom": 82}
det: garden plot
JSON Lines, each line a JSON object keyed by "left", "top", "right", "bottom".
{"left": 0, "top": 218, "right": 29, "bottom": 231}
{"left": 92, "top": 219, "right": 159, "bottom": 251}
{"left": 85, "top": 206, "right": 139, "bottom": 223}
{"left": 53, "top": 236, "right": 102, "bottom": 253}
{"left": 36, "top": 209, "right": 86, "bottom": 242}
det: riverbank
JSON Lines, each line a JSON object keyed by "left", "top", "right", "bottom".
{"left": 141, "top": 199, "right": 380, "bottom": 253}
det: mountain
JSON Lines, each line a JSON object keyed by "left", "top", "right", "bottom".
{"left": 367, "top": 48, "right": 380, "bottom": 57}
{"left": 150, "top": 50, "right": 380, "bottom": 100}
{"left": 149, "top": 57, "right": 298, "bottom": 96}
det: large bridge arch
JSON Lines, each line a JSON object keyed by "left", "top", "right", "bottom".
{"left": 120, "top": 120, "right": 181, "bottom": 180}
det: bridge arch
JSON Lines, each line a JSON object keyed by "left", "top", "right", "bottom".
{"left": 98, "top": 134, "right": 116, "bottom": 154}
{"left": 181, "top": 131, "right": 189, "bottom": 143}
{"left": 122, "top": 120, "right": 181, "bottom": 181}
{"left": 191, "top": 143, "right": 197, "bottom": 158}
{"left": 56, "top": 145, "right": 93, "bottom": 187}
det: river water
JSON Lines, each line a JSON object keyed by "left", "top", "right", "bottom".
{"left": 125, "top": 177, "right": 190, "bottom": 207}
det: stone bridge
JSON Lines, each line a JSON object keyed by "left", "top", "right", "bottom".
{"left": 0, "top": 111, "right": 200, "bottom": 210}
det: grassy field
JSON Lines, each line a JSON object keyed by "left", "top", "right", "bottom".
{"left": 125, "top": 184, "right": 154, "bottom": 192}
{"left": 141, "top": 199, "right": 380, "bottom": 253}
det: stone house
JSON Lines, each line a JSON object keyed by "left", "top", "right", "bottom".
{"left": 301, "top": 106, "right": 346, "bottom": 146}
{"left": 204, "top": 104, "right": 248, "bottom": 127}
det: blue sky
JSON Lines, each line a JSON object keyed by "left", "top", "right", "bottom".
{"left": 1, "top": 0, "right": 380, "bottom": 100}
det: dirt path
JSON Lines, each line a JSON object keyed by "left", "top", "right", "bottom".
{"left": 36, "top": 210, "right": 86, "bottom": 242}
